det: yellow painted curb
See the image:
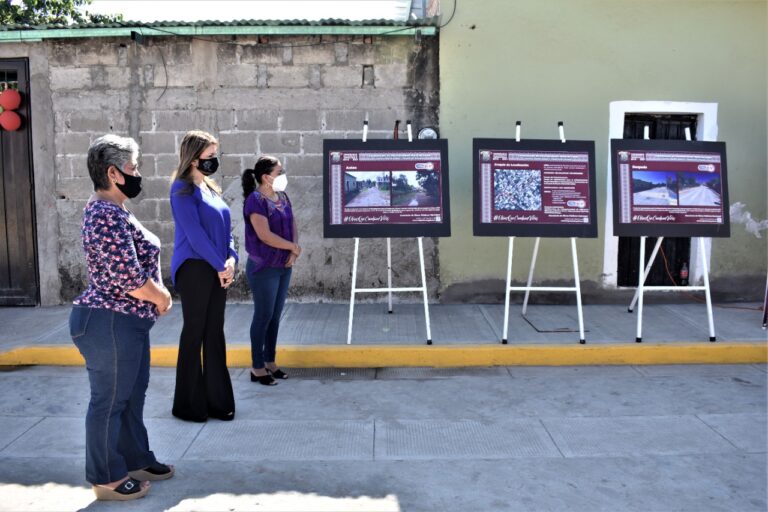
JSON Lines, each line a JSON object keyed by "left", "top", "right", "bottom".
{"left": 0, "top": 342, "right": 766, "bottom": 367}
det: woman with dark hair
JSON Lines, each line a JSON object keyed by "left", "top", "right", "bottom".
{"left": 242, "top": 156, "right": 300, "bottom": 385}
{"left": 70, "top": 134, "right": 174, "bottom": 501}
{"left": 170, "top": 130, "right": 237, "bottom": 422}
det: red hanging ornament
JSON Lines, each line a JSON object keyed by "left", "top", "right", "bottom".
{"left": 0, "top": 89, "right": 21, "bottom": 111}
{"left": 0, "top": 111, "right": 22, "bottom": 131}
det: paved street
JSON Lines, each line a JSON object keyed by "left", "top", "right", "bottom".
{"left": 0, "top": 364, "right": 765, "bottom": 511}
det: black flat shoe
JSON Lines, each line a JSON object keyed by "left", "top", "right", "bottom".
{"left": 250, "top": 372, "right": 277, "bottom": 386}
{"left": 267, "top": 368, "right": 289, "bottom": 379}
{"left": 209, "top": 410, "right": 235, "bottom": 421}
{"left": 172, "top": 410, "right": 207, "bottom": 423}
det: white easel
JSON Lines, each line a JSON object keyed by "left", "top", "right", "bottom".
{"left": 627, "top": 126, "right": 716, "bottom": 342}
{"left": 347, "top": 119, "right": 433, "bottom": 345}
{"left": 501, "top": 121, "right": 586, "bottom": 344}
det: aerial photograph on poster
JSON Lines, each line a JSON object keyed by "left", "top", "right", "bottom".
{"left": 344, "top": 171, "right": 391, "bottom": 207}
{"left": 678, "top": 171, "right": 722, "bottom": 206}
{"left": 632, "top": 170, "right": 678, "bottom": 206}
{"left": 493, "top": 169, "right": 542, "bottom": 211}
{"left": 391, "top": 170, "right": 440, "bottom": 207}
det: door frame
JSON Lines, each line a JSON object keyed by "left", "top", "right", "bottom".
{"left": 0, "top": 58, "right": 39, "bottom": 305}
{"left": 602, "top": 100, "right": 719, "bottom": 288}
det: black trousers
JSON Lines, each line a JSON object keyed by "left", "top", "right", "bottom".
{"left": 172, "top": 259, "right": 235, "bottom": 421}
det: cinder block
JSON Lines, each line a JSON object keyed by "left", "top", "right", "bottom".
{"left": 217, "top": 64, "right": 259, "bottom": 87}
{"left": 143, "top": 87, "right": 198, "bottom": 110}
{"left": 260, "top": 133, "right": 300, "bottom": 154}
{"left": 220, "top": 154, "right": 245, "bottom": 178}
{"left": 55, "top": 177, "right": 93, "bottom": 200}
{"left": 139, "top": 132, "right": 176, "bottom": 155}
{"left": 374, "top": 63, "right": 409, "bottom": 88}
{"left": 138, "top": 155, "right": 155, "bottom": 177}
{"left": 347, "top": 44, "right": 375, "bottom": 65}
{"left": 301, "top": 133, "right": 324, "bottom": 154}
{"left": 334, "top": 43, "right": 349, "bottom": 64}
{"left": 157, "top": 199, "right": 172, "bottom": 221}
{"left": 76, "top": 43, "right": 119, "bottom": 66}
{"left": 216, "top": 110, "right": 236, "bottom": 132}
{"left": 165, "top": 64, "right": 196, "bottom": 88}
{"left": 55, "top": 133, "right": 91, "bottom": 156}
{"left": 127, "top": 198, "right": 158, "bottom": 220}
{"left": 66, "top": 111, "right": 128, "bottom": 133}
{"left": 154, "top": 111, "right": 196, "bottom": 132}
{"left": 323, "top": 66, "right": 361, "bottom": 88}
{"left": 219, "top": 132, "right": 257, "bottom": 155}
{"left": 53, "top": 91, "right": 128, "bottom": 111}
{"left": 324, "top": 111, "right": 366, "bottom": 131}
{"left": 282, "top": 110, "right": 320, "bottom": 131}
{"left": 67, "top": 156, "right": 89, "bottom": 178}
{"left": 141, "top": 177, "right": 171, "bottom": 199}
{"left": 90, "top": 66, "right": 130, "bottom": 90}
{"left": 267, "top": 66, "right": 309, "bottom": 88}
{"left": 156, "top": 155, "right": 179, "bottom": 178}
{"left": 216, "top": 44, "right": 239, "bottom": 65}
{"left": 309, "top": 65, "right": 322, "bottom": 90}
{"left": 240, "top": 45, "right": 283, "bottom": 65}
{"left": 281, "top": 154, "right": 322, "bottom": 176}
{"left": 50, "top": 67, "right": 91, "bottom": 90}
{"left": 237, "top": 110, "right": 279, "bottom": 131}
{"left": 50, "top": 44, "right": 76, "bottom": 66}
{"left": 292, "top": 45, "right": 335, "bottom": 65}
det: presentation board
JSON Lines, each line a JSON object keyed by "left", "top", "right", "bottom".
{"left": 473, "top": 139, "right": 598, "bottom": 237}
{"left": 611, "top": 139, "right": 729, "bottom": 237}
{"left": 323, "top": 139, "right": 451, "bottom": 238}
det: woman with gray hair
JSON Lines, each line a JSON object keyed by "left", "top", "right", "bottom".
{"left": 69, "top": 134, "right": 175, "bottom": 501}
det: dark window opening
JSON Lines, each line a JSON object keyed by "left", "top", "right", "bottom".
{"left": 616, "top": 113, "right": 697, "bottom": 287}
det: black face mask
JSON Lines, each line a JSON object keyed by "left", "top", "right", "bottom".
{"left": 115, "top": 168, "right": 143, "bottom": 199}
{"left": 198, "top": 157, "right": 220, "bottom": 176}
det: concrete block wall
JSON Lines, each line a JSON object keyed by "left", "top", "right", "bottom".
{"left": 47, "top": 34, "right": 440, "bottom": 302}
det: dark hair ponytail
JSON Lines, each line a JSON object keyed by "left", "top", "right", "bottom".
{"left": 241, "top": 155, "right": 280, "bottom": 198}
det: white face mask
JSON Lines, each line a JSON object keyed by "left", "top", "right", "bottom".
{"left": 272, "top": 174, "right": 288, "bottom": 192}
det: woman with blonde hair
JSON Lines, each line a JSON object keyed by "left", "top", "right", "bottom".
{"left": 170, "top": 130, "right": 237, "bottom": 422}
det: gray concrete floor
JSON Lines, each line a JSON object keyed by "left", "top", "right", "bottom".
{"left": 0, "top": 302, "right": 766, "bottom": 349}
{"left": 0, "top": 364, "right": 765, "bottom": 511}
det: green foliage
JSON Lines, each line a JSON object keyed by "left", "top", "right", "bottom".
{"left": 0, "top": 0, "right": 122, "bottom": 26}
{"left": 416, "top": 171, "right": 439, "bottom": 197}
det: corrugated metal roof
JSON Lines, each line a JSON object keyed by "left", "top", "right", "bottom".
{"left": 0, "top": 17, "right": 439, "bottom": 32}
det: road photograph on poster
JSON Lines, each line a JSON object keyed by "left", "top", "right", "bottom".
{"left": 473, "top": 139, "right": 597, "bottom": 237}
{"left": 611, "top": 139, "right": 729, "bottom": 237}
{"left": 323, "top": 139, "right": 451, "bottom": 238}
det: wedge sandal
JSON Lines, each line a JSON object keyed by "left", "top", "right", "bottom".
{"left": 92, "top": 477, "right": 149, "bottom": 501}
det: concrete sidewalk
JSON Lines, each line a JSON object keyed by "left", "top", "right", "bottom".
{"left": 0, "top": 364, "right": 765, "bottom": 511}
{"left": 0, "top": 302, "right": 766, "bottom": 367}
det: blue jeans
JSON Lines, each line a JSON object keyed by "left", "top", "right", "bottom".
{"left": 246, "top": 260, "right": 292, "bottom": 368}
{"left": 69, "top": 306, "right": 157, "bottom": 485}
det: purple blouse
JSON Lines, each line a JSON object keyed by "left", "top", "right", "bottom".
{"left": 243, "top": 190, "right": 294, "bottom": 273}
{"left": 73, "top": 200, "right": 162, "bottom": 320}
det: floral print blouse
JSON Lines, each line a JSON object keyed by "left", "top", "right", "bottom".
{"left": 73, "top": 199, "right": 162, "bottom": 320}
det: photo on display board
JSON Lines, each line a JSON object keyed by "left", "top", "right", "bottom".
{"left": 611, "top": 138, "right": 729, "bottom": 237}
{"left": 473, "top": 138, "right": 598, "bottom": 238}
{"left": 344, "top": 171, "right": 391, "bottom": 208}
{"left": 323, "top": 138, "right": 451, "bottom": 238}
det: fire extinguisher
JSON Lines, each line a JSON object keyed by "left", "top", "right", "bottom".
{"left": 680, "top": 261, "right": 689, "bottom": 286}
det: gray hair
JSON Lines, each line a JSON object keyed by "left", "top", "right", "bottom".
{"left": 86, "top": 134, "right": 140, "bottom": 191}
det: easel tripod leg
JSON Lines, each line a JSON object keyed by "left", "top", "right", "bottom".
{"left": 502, "top": 237, "right": 514, "bottom": 344}
{"left": 699, "top": 237, "right": 716, "bottom": 342}
{"left": 418, "top": 237, "right": 432, "bottom": 345}
{"left": 346, "top": 238, "right": 360, "bottom": 345}
{"left": 636, "top": 236, "right": 646, "bottom": 343}
{"left": 571, "top": 237, "right": 586, "bottom": 344}
{"left": 522, "top": 237, "right": 540, "bottom": 316}
{"left": 629, "top": 237, "right": 664, "bottom": 313}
